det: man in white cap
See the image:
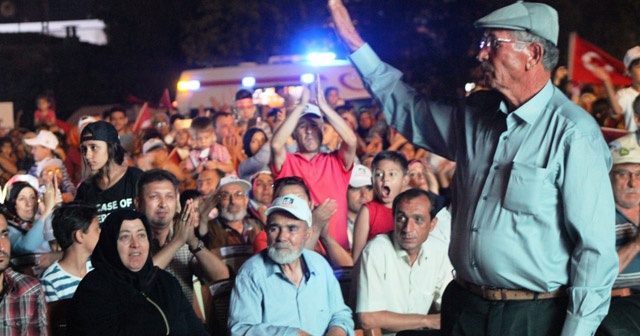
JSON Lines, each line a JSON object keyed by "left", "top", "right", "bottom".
{"left": 271, "top": 83, "right": 357, "bottom": 252}
{"left": 346, "top": 164, "right": 373, "bottom": 248}
{"left": 329, "top": 1, "right": 617, "bottom": 335}
{"left": 199, "top": 176, "right": 262, "bottom": 272}
{"left": 139, "top": 138, "right": 185, "bottom": 189}
{"left": 228, "top": 194, "right": 354, "bottom": 336}
{"left": 599, "top": 134, "right": 640, "bottom": 334}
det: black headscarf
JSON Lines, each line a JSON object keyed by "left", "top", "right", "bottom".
{"left": 91, "top": 209, "right": 157, "bottom": 292}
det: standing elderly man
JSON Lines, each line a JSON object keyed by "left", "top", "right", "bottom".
{"left": 599, "top": 134, "right": 640, "bottom": 335}
{"left": 329, "top": 1, "right": 618, "bottom": 335}
{"left": 228, "top": 194, "right": 354, "bottom": 335}
{"left": 355, "top": 189, "right": 452, "bottom": 335}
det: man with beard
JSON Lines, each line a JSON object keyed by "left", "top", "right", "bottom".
{"left": 329, "top": 1, "right": 617, "bottom": 335}
{"left": 136, "top": 169, "right": 229, "bottom": 303}
{"left": 271, "top": 84, "right": 357, "bottom": 252}
{"left": 0, "top": 213, "right": 47, "bottom": 334}
{"left": 201, "top": 176, "right": 263, "bottom": 272}
{"left": 228, "top": 194, "right": 354, "bottom": 335}
{"left": 599, "top": 134, "right": 640, "bottom": 335}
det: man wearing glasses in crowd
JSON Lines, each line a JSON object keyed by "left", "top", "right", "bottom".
{"left": 329, "top": 1, "right": 618, "bottom": 335}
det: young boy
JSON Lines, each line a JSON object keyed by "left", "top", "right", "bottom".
{"left": 40, "top": 202, "right": 100, "bottom": 302}
{"left": 351, "top": 150, "right": 409, "bottom": 261}
{"left": 184, "top": 116, "right": 234, "bottom": 176}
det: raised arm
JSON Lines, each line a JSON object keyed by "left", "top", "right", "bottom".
{"left": 316, "top": 75, "right": 357, "bottom": 170}
{"left": 328, "top": 0, "right": 365, "bottom": 52}
{"left": 271, "top": 87, "right": 309, "bottom": 172}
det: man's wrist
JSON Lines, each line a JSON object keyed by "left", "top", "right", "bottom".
{"left": 189, "top": 240, "right": 205, "bottom": 254}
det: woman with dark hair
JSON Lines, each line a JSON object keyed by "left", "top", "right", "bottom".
{"left": 2, "top": 176, "right": 56, "bottom": 255}
{"left": 238, "top": 127, "right": 270, "bottom": 180}
{"left": 75, "top": 121, "right": 143, "bottom": 223}
{"left": 70, "top": 209, "right": 207, "bottom": 335}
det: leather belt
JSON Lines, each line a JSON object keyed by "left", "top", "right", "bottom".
{"left": 611, "top": 288, "right": 632, "bottom": 298}
{"left": 455, "top": 278, "right": 566, "bottom": 301}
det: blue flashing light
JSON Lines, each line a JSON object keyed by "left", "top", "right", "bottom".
{"left": 242, "top": 76, "right": 256, "bottom": 87}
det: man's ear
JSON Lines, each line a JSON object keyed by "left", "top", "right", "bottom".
{"left": 74, "top": 229, "right": 84, "bottom": 244}
{"left": 429, "top": 217, "right": 438, "bottom": 233}
{"left": 526, "top": 42, "right": 544, "bottom": 71}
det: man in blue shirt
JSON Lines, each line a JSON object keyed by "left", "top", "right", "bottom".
{"left": 329, "top": 1, "right": 618, "bottom": 335}
{"left": 228, "top": 194, "right": 354, "bottom": 336}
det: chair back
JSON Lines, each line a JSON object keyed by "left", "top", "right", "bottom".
{"left": 204, "top": 278, "right": 234, "bottom": 336}
{"left": 47, "top": 298, "right": 73, "bottom": 336}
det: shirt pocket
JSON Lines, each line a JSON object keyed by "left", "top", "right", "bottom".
{"left": 3, "top": 315, "right": 32, "bottom": 332}
{"left": 503, "top": 161, "right": 547, "bottom": 215}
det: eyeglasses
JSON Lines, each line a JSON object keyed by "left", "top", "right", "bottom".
{"left": 216, "top": 190, "right": 247, "bottom": 202}
{"left": 154, "top": 122, "right": 168, "bottom": 127}
{"left": 479, "top": 36, "right": 523, "bottom": 50}
{"left": 612, "top": 169, "right": 640, "bottom": 181}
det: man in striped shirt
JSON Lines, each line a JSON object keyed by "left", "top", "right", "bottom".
{"left": 600, "top": 133, "right": 640, "bottom": 334}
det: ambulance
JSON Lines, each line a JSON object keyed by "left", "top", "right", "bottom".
{"left": 175, "top": 53, "right": 370, "bottom": 115}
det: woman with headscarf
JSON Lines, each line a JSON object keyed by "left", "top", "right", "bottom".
{"left": 1, "top": 175, "right": 56, "bottom": 255}
{"left": 70, "top": 209, "right": 207, "bottom": 335}
{"left": 75, "top": 121, "right": 142, "bottom": 223}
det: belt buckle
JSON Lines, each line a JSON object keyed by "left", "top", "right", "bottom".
{"left": 480, "top": 285, "right": 499, "bottom": 300}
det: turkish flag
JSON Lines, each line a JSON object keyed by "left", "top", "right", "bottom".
{"left": 568, "top": 32, "right": 632, "bottom": 86}
{"left": 133, "top": 102, "right": 151, "bottom": 133}
{"left": 160, "top": 88, "right": 172, "bottom": 109}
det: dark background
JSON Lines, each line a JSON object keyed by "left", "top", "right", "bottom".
{"left": 0, "top": 0, "right": 638, "bottom": 127}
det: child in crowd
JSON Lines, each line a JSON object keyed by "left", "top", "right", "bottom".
{"left": 184, "top": 116, "right": 234, "bottom": 176}
{"left": 351, "top": 150, "right": 409, "bottom": 261}
{"left": 40, "top": 202, "right": 99, "bottom": 302}
{"left": 34, "top": 94, "right": 57, "bottom": 130}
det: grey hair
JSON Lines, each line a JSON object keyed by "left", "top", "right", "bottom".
{"left": 510, "top": 31, "right": 559, "bottom": 71}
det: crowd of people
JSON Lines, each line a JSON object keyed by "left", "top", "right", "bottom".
{"left": 2, "top": 0, "right": 640, "bottom": 335}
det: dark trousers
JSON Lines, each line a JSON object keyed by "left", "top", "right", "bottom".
{"left": 441, "top": 280, "right": 568, "bottom": 336}
{"left": 597, "top": 295, "right": 640, "bottom": 336}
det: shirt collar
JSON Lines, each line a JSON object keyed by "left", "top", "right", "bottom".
{"left": 391, "top": 232, "right": 427, "bottom": 266}
{"left": 499, "top": 80, "right": 554, "bottom": 125}
{"left": 264, "top": 249, "right": 313, "bottom": 281}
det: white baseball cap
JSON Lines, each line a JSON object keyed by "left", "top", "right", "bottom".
{"left": 349, "top": 164, "right": 372, "bottom": 188}
{"left": 24, "top": 130, "right": 58, "bottom": 150}
{"left": 610, "top": 133, "right": 640, "bottom": 165}
{"left": 216, "top": 175, "right": 252, "bottom": 193}
{"left": 142, "top": 138, "right": 166, "bottom": 154}
{"left": 265, "top": 194, "right": 312, "bottom": 227}
{"left": 624, "top": 46, "right": 640, "bottom": 71}
{"left": 301, "top": 103, "right": 322, "bottom": 118}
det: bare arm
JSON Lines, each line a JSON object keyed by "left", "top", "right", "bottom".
{"left": 351, "top": 205, "right": 370, "bottom": 263}
{"left": 325, "top": 326, "right": 348, "bottom": 336}
{"left": 316, "top": 75, "right": 357, "bottom": 170}
{"left": 591, "top": 66, "right": 623, "bottom": 117}
{"left": 617, "top": 234, "right": 640, "bottom": 273}
{"left": 328, "top": 0, "right": 366, "bottom": 52}
{"left": 271, "top": 88, "right": 310, "bottom": 172}
{"left": 358, "top": 311, "right": 440, "bottom": 332}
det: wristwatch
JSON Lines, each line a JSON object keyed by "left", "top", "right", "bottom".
{"left": 190, "top": 240, "right": 205, "bottom": 255}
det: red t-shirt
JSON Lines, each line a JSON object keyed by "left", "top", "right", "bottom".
{"left": 272, "top": 151, "right": 352, "bottom": 250}
{"left": 365, "top": 200, "right": 393, "bottom": 241}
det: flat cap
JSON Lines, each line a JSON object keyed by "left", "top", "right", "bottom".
{"left": 475, "top": 1, "right": 559, "bottom": 46}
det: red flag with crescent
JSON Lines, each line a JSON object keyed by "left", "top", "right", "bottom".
{"left": 568, "top": 32, "right": 632, "bottom": 86}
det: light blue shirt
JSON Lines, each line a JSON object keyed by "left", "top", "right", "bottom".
{"left": 350, "top": 43, "right": 618, "bottom": 336}
{"left": 228, "top": 250, "right": 354, "bottom": 336}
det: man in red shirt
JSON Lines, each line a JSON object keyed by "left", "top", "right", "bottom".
{"left": 271, "top": 85, "right": 357, "bottom": 251}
